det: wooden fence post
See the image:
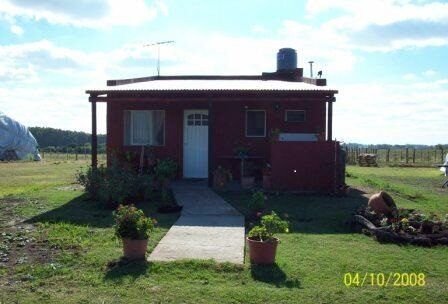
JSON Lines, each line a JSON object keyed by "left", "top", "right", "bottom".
{"left": 386, "top": 149, "right": 390, "bottom": 163}
{"left": 412, "top": 149, "right": 415, "bottom": 164}
{"left": 405, "top": 148, "right": 409, "bottom": 164}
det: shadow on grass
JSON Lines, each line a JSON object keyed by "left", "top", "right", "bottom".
{"left": 104, "top": 258, "right": 150, "bottom": 282}
{"left": 26, "top": 193, "right": 179, "bottom": 229}
{"left": 219, "top": 188, "right": 369, "bottom": 234}
{"left": 250, "top": 263, "right": 301, "bottom": 288}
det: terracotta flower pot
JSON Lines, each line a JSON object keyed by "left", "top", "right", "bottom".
{"left": 247, "top": 237, "right": 279, "bottom": 265}
{"left": 122, "top": 238, "right": 148, "bottom": 260}
{"left": 368, "top": 191, "right": 396, "bottom": 216}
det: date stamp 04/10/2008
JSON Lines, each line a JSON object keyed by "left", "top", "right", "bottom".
{"left": 343, "top": 273, "right": 426, "bottom": 287}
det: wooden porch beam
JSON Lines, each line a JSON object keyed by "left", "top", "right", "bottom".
{"left": 88, "top": 95, "right": 107, "bottom": 102}
{"left": 327, "top": 97, "right": 335, "bottom": 141}
{"left": 91, "top": 95, "right": 98, "bottom": 169}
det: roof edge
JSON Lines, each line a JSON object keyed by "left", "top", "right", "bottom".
{"left": 107, "top": 75, "right": 263, "bottom": 86}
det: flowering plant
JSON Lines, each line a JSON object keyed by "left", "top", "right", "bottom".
{"left": 248, "top": 211, "right": 289, "bottom": 242}
{"left": 113, "top": 204, "right": 155, "bottom": 240}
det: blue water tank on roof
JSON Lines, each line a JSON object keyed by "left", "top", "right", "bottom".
{"left": 277, "top": 48, "right": 297, "bottom": 71}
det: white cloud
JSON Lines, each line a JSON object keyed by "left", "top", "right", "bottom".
{"left": 0, "top": 87, "right": 106, "bottom": 133}
{"left": 0, "top": 0, "right": 165, "bottom": 28}
{"left": 403, "top": 73, "right": 419, "bottom": 81}
{"left": 307, "top": 0, "right": 448, "bottom": 29}
{"left": 10, "top": 24, "right": 24, "bottom": 35}
{"left": 306, "top": 0, "right": 448, "bottom": 51}
{"left": 334, "top": 79, "right": 448, "bottom": 144}
{"left": 423, "top": 69, "right": 437, "bottom": 77}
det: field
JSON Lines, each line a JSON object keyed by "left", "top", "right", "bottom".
{"left": 1, "top": 160, "right": 447, "bottom": 303}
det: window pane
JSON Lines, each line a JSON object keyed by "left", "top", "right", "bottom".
{"left": 187, "top": 120, "right": 193, "bottom": 125}
{"left": 194, "top": 114, "right": 201, "bottom": 119}
{"left": 188, "top": 114, "right": 194, "bottom": 119}
{"left": 124, "top": 110, "right": 165, "bottom": 146}
{"left": 246, "top": 111, "right": 265, "bottom": 137}
{"left": 202, "top": 120, "right": 208, "bottom": 126}
{"left": 132, "top": 111, "right": 151, "bottom": 144}
{"left": 285, "top": 110, "right": 305, "bottom": 122}
{"left": 194, "top": 120, "right": 201, "bottom": 126}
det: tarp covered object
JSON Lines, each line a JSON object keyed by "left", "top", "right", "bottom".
{"left": 0, "top": 112, "right": 41, "bottom": 161}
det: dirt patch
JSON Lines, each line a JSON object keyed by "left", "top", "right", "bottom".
{"left": 0, "top": 197, "right": 66, "bottom": 288}
{"left": 0, "top": 227, "right": 59, "bottom": 266}
{"left": 0, "top": 197, "right": 28, "bottom": 227}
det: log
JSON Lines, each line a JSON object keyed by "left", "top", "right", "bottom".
{"left": 354, "top": 215, "right": 378, "bottom": 231}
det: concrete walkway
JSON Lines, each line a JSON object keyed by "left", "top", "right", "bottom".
{"left": 148, "top": 180, "right": 245, "bottom": 264}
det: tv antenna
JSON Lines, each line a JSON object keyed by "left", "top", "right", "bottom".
{"left": 143, "top": 40, "right": 175, "bottom": 76}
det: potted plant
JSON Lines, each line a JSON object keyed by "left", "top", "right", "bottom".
{"left": 213, "top": 166, "right": 232, "bottom": 189}
{"left": 247, "top": 211, "right": 289, "bottom": 265}
{"left": 113, "top": 204, "right": 155, "bottom": 260}
{"left": 262, "top": 163, "right": 272, "bottom": 189}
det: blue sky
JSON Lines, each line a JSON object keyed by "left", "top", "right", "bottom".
{"left": 0, "top": 0, "right": 447, "bottom": 144}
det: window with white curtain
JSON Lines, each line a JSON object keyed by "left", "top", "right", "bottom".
{"left": 123, "top": 110, "right": 165, "bottom": 146}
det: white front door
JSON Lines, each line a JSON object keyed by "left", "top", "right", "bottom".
{"left": 183, "top": 110, "right": 209, "bottom": 178}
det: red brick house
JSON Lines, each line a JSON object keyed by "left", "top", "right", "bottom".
{"left": 86, "top": 48, "right": 344, "bottom": 192}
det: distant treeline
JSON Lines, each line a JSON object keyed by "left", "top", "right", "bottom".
{"left": 344, "top": 143, "right": 448, "bottom": 150}
{"left": 29, "top": 127, "right": 106, "bottom": 153}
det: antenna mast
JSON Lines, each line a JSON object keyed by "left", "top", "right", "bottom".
{"left": 143, "top": 40, "right": 175, "bottom": 76}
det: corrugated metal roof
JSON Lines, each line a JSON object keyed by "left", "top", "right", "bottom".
{"left": 86, "top": 79, "right": 337, "bottom": 94}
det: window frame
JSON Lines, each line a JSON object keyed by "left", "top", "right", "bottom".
{"left": 245, "top": 109, "right": 266, "bottom": 138}
{"left": 125, "top": 110, "right": 165, "bottom": 146}
{"left": 284, "top": 110, "right": 306, "bottom": 123}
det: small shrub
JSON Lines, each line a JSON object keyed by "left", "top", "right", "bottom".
{"left": 154, "top": 159, "right": 178, "bottom": 183}
{"left": 113, "top": 204, "right": 155, "bottom": 240}
{"left": 248, "top": 191, "right": 265, "bottom": 212}
{"left": 76, "top": 160, "right": 155, "bottom": 206}
{"left": 76, "top": 165, "right": 106, "bottom": 196}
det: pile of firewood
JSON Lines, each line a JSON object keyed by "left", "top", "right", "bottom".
{"left": 358, "top": 153, "right": 377, "bottom": 167}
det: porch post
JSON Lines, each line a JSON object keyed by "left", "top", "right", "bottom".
{"left": 89, "top": 94, "right": 98, "bottom": 169}
{"left": 327, "top": 97, "right": 335, "bottom": 141}
{"left": 208, "top": 100, "right": 214, "bottom": 187}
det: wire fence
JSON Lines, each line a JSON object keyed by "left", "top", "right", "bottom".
{"left": 345, "top": 147, "right": 446, "bottom": 166}
{"left": 40, "top": 150, "right": 107, "bottom": 162}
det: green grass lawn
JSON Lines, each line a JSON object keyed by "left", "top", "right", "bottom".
{"left": 1, "top": 161, "right": 447, "bottom": 303}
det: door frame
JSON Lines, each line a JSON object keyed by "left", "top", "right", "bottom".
{"left": 182, "top": 109, "right": 209, "bottom": 178}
